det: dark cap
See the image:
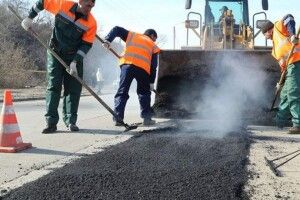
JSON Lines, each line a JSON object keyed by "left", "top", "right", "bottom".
{"left": 219, "top": 6, "right": 228, "bottom": 11}
{"left": 144, "top": 29, "right": 157, "bottom": 38}
{"left": 260, "top": 20, "right": 274, "bottom": 33}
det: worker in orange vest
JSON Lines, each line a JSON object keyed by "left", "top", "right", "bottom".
{"left": 21, "top": 0, "right": 97, "bottom": 133}
{"left": 260, "top": 14, "right": 300, "bottom": 134}
{"left": 102, "top": 27, "right": 160, "bottom": 126}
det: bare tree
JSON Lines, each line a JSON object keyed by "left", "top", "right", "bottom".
{"left": 0, "top": 0, "right": 52, "bottom": 88}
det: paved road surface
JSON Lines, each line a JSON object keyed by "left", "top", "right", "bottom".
{"left": 1, "top": 89, "right": 300, "bottom": 199}
{"left": 0, "top": 92, "right": 160, "bottom": 192}
{"left": 2, "top": 125, "right": 249, "bottom": 200}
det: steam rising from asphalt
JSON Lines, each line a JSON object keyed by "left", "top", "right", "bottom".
{"left": 84, "top": 39, "right": 122, "bottom": 90}
{"left": 195, "top": 52, "right": 267, "bottom": 134}
{"left": 84, "top": 39, "right": 138, "bottom": 93}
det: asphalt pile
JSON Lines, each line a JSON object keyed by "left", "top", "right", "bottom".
{"left": 3, "top": 129, "right": 250, "bottom": 200}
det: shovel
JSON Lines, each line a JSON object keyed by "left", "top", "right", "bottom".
{"left": 8, "top": 5, "right": 137, "bottom": 132}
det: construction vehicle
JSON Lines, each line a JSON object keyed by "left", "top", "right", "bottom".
{"left": 153, "top": 0, "right": 280, "bottom": 123}
{"left": 184, "top": 0, "right": 267, "bottom": 50}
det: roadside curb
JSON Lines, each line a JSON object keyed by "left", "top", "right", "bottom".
{"left": 0, "top": 87, "right": 91, "bottom": 103}
{"left": 0, "top": 94, "right": 91, "bottom": 103}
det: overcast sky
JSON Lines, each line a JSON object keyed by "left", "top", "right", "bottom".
{"left": 91, "top": 0, "right": 299, "bottom": 49}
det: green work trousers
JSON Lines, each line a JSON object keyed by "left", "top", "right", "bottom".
{"left": 276, "top": 61, "right": 300, "bottom": 127}
{"left": 45, "top": 50, "right": 83, "bottom": 126}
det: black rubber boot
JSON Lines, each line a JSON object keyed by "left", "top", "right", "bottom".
{"left": 143, "top": 118, "right": 156, "bottom": 126}
{"left": 42, "top": 124, "right": 57, "bottom": 134}
{"left": 114, "top": 121, "right": 123, "bottom": 126}
{"left": 68, "top": 124, "right": 79, "bottom": 132}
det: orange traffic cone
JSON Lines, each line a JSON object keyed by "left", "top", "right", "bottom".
{"left": 0, "top": 90, "right": 32, "bottom": 153}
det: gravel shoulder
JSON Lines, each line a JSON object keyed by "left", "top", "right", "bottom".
{"left": 245, "top": 126, "right": 300, "bottom": 200}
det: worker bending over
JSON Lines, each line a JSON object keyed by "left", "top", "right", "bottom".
{"left": 102, "top": 27, "right": 160, "bottom": 126}
{"left": 260, "top": 14, "right": 300, "bottom": 134}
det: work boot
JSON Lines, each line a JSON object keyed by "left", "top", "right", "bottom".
{"left": 288, "top": 127, "right": 300, "bottom": 134}
{"left": 68, "top": 124, "right": 79, "bottom": 132}
{"left": 42, "top": 124, "right": 57, "bottom": 134}
{"left": 143, "top": 118, "right": 156, "bottom": 126}
{"left": 115, "top": 121, "right": 123, "bottom": 126}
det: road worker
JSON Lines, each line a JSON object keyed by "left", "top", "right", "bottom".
{"left": 260, "top": 15, "right": 300, "bottom": 134}
{"left": 21, "top": 0, "right": 97, "bottom": 133}
{"left": 95, "top": 67, "right": 104, "bottom": 94}
{"left": 218, "top": 6, "right": 229, "bottom": 23}
{"left": 102, "top": 27, "right": 160, "bottom": 126}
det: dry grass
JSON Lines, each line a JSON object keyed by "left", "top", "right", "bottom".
{"left": 0, "top": 1, "right": 50, "bottom": 88}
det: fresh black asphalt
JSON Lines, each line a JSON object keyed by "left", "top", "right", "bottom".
{"left": 3, "top": 129, "right": 250, "bottom": 200}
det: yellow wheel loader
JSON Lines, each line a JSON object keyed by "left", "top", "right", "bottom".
{"left": 153, "top": 0, "right": 280, "bottom": 124}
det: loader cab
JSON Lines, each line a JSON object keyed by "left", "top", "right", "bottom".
{"left": 205, "top": 0, "right": 249, "bottom": 26}
{"left": 186, "top": 0, "right": 249, "bottom": 25}
{"left": 184, "top": 0, "right": 269, "bottom": 49}
{"left": 202, "top": 0, "right": 249, "bottom": 48}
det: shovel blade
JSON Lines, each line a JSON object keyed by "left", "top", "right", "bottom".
{"left": 123, "top": 125, "right": 138, "bottom": 132}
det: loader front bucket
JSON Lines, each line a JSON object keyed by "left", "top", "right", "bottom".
{"left": 153, "top": 49, "right": 279, "bottom": 125}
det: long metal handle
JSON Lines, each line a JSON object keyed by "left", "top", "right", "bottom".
{"left": 96, "top": 35, "right": 121, "bottom": 59}
{"left": 8, "top": 5, "right": 135, "bottom": 131}
{"left": 273, "top": 152, "right": 300, "bottom": 169}
{"left": 270, "top": 149, "right": 300, "bottom": 162}
{"left": 270, "top": 26, "right": 300, "bottom": 110}
{"left": 270, "top": 71, "right": 286, "bottom": 110}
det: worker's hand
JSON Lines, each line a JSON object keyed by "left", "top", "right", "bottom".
{"left": 275, "top": 82, "right": 281, "bottom": 91}
{"left": 275, "top": 82, "right": 284, "bottom": 93}
{"left": 102, "top": 40, "right": 111, "bottom": 49}
{"left": 291, "top": 35, "right": 299, "bottom": 45}
{"left": 69, "top": 61, "right": 78, "bottom": 76}
{"left": 278, "top": 58, "right": 286, "bottom": 68}
{"left": 150, "top": 84, "right": 155, "bottom": 91}
{"left": 21, "top": 17, "right": 33, "bottom": 31}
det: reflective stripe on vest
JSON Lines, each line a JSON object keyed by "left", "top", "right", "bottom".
{"left": 272, "top": 20, "right": 300, "bottom": 70}
{"left": 120, "top": 32, "right": 160, "bottom": 74}
{"left": 33, "top": 5, "right": 42, "bottom": 13}
{"left": 77, "top": 50, "right": 86, "bottom": 57}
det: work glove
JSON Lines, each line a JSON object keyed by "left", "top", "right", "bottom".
{"left": 69, "top": 61, "right": 78, "bottom": 76}
{"left": 102, "top": 40, "right": 111, "bottom": 49}
{"left": 291, "top": 35, "right": 299, "bottom": 45}
{"left": 21, "top": 17, "right": 33, "bottom": 31}
{"left": 278, "top": 58, "right": 286, "bottom": 68}
{"left": 150, "top": 83, "right": 155, "bottom": 91}
{"left": 275, "top": 82, "right": 281, "bottom": 91}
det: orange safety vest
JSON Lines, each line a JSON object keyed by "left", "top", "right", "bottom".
{"left": 120, "top": 32, "right": 160, "bottom": 74}
{"left": 42, "top": 0, "right": 96, "bottom": 44}
{"left": 272, "top": 20, "right": 300, "bottom": 71}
